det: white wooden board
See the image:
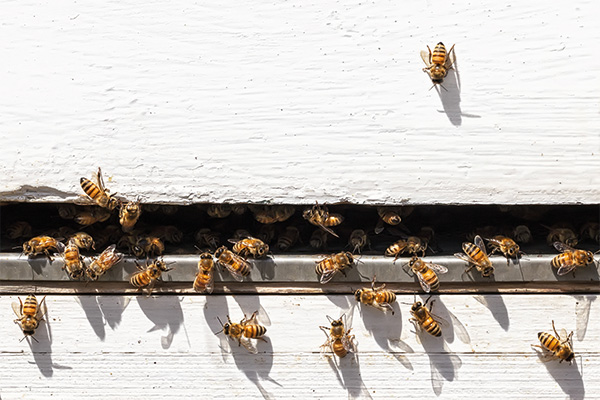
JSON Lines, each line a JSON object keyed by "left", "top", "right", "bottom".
{"left": 0, "top": 294, "right": 597, "bottom": 399}
{"left": 0, "top": 0, "right": 599, "bottom": 205}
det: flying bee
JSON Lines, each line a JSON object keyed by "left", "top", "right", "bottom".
{"left": 348, "top": 229, "right": 369, "bottom": 254}
{"left": 216, "top": 311, "right": 268, "bottom": 353}
{"left": 22, "top": 236, "right": 65, "bottom": 260}
{"left": 133, "top": 236, "right": 164, "bottom": 258}
{"left": 86, "top": 244, "right": 123, "bottom": 281}
{"left": 206, "top": 204, "right": 232, "bottom": 218}
{"left": 214, "top": 246, "right": 252, "bottom": 281}
{"left": 6, "top": 221, "right": 32, "bottom": 239}
{"left": 485, "top": 235, "right": 521, "bottom": 265}
{"left": 119, "top": 200, "right": 142, "bottom": 232}
{"left": 405, "top": 256, "right": 448, "bottom": 293}
{"left": 513, "top": 224, "right": 532, "bottom": 244}
{"left": 61, "top": 239, "right": 85, "bottom": 280}
{"left": 150, "top": 225, "right": 183, "bottom": 244}
{"left": 543, "top": 224, "right": 578, "bottom": 247}
{"left": 130, "top": 258, "right": 173, "bottom": 295}
{"left": 74, "top": 206, "right": 111, "bottom": 226}
{"left": 276, "top": 226, "right": 300, "bottom": 251}
{"left": 195, "top": 228, "right": 221, "bottom": 249}
{"left": 580, "top": 222, "right": 599, "bottom": 244}
{"left": 315, "top": 251, "right": 355, "bottom": 284}
{"left": 420, "top": 42, "right": 456, "bottom": 90}
{"left": 302, "top": 202, "right": 343, "bottom": 238}
{"left": 320, "top": 314, "right": 357, "bottom": 358}
{"left": 229, "top": 237, "right": 269, "bottom": 259}
{"left": 410, "top": 295, "right": 442, "bottom": 337}
{"left": 194, "top": 252, "right": 215, "bottom": 293}
{"left": 354, "top": 276, "right": 396, "bottom": 314}
{"left": 550, "top": 242, "right": 596, "bottom": 276}
{"left": 69, "top": 232, "right": 95, "bottom": 251}
{"left": 310, "top": 229, "right": 329, "bottom": 250}
{"left": 12, "top": 294, "right": 47, "bottom": 342}
{"left": 80, "top": 167, "right": 120, "bottom": 210}
{"left": 532, "top": 320, "right": 575, "bottom": 364}
{"left": 454, "top": 235, "right": 494, "bottom": 277}
{"left": 385, "top": 236, "right": 427, "bottom": 260}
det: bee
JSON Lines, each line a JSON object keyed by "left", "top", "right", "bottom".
{"left": 454, "top": 235, "right": 494, "bottom": 277}
{"left": 513, "top": 225, "right": 532, "bottom": 244}
{"left": 22, "top": 236, "right": 65, "bottom": 260}
{"left": 233, "top": 229, "right": 252, "bottom": 240}
{"left": 57, "top": 204, "right": 78, "bottom": 220}
{"left": 80, "top": 167, "right": 120, "bottom": 210}
{"left": 119, "top": 200, "right": 142, "bottom": 232}
{"left": 276, "top": 226, "right": 300, "bottom": 251}
{"left": 405, "top": 256, "right": 448, "bottom": 293}
{"left": 6, "top": 221, "right": 32, "bottom": 239}
{"left": 194, "top": 252, "right": 215, "bottom": 293}
{"left": 319, "top": 314, "right": 356, "bottom": 358}
{"left": 216, "top": 311, "right": 268, "bottom": 353}
{"left": 420, "top": 42, "right": 456, "bottom": 90}
{"left": 348, "top": 229, "right": 369, "bottom": 254}
{"left": 61, "top": 239, "right": 85, "bottom": 280}
{"left": 550, "top": 242, "right": 596, "bottom": 276}
{"left": 273, "top": 205, "right": 295, "bottom": 222}
{"left": 231, "top": 204, "right": 247, "bottom": 215}
{"left": 69, "top": 232, "right": 95, "bottom": 251}
{"left": 214, "top": 246, "right": 252, "bottom": 281}
{"left": 466, "top": 226, "right": 498, "bottom": 243}
{"left": 250, "top": 205, "right": 295, "bottom": 224}
{"left": 230, "top": 237, "right": 269, "bottom": 259}
{"left": 485, "top": 235, "right": 521, "bottom": 265}
{"left": 354, "top": 276, "right": 396, "bottom": 314}
{"left": 74, "top": 207, "right": 112, "bottom": 226}
{"left": 149, "top": 225, "right": 183, "bottom": 244}
{"left": 374, "top": 207, "right": 403, "bottom": 234}
{"left": 532, "top": 320, "right": 574, "bottom": 364}
{"left": 256, "top": 224, "right": 276, "bottom": 244}
{"left": 130, "top": 258, "right": 173, "bottom": 294}
{"left": 207, "top": 204, "right": 232, "bottom": 218}
{"left": 315, "top": 251, "right": 355, "bottom": 284}
{"left": 310, "top": 229, "right": 329, "bottom": 250}
{"left": 195, "top": 228, "right": 221, "bottom": 249}
{"left": 160, "top": 205, "right": 179, "bottom": 215}
{"left": 133, "top": 236, "right": 165, "bottom": 258}
{"left": 93, "top": 225, "right": 122, "bottom": 248}
{"left": 580, "top": 222, "right": 599, "bottom": 243}
{"left": 410, "top": 295, "right": 442, "bottom": 337}
{"left": 12, "top": 294, "right": 47, "bottom": 342}
{"left": 385, "top": 236, "right": 427, "bottom": 260}
{"left": 86, "top": 244, "right": 123, "bottom": 281}
{"left": 543, "top": 225, "right": 578, "bottom": 247}
{"left": 302, "top": 202, "right": 343, "bottom": 238}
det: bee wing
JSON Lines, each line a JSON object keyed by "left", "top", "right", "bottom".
{"left": 36, "top": 296, "right": 48, "bottom": 320}
{"left": 444, "top": 44, "right": 456, "bottom": 69}
{"left": 372, "top": 301, "right": 395, "bottom": 314}
{"left": 553, "top": 241, "right": 575, "bottom": 253}
{"left": 11, "top": 301, "right": 23, "bottom": 319}
{"left": 420, "top": 49, "right": 432, "bottom": 67}
{"left": 454, "top": 252, "right": 474, "bottom": 264}
{"left": 318, "top": 224, "right": 339, "bottom": 238}
{"left": 426, "top": 262, "right": 448, "bottom": 274}
{"left": 204, "top": 276, "right": 215, "bottom": 294}
{"left": 240, "top": 336, "right": 258, "bottom": 354}
{"left": 219, "top": 261, "right": 245, "bottom": 282}
{"left": 319, "top": 268, "right": 338, "bottom": 284}
{"left": 341, "top": 333, "right": 357, "bottom": 353}
{"left": 532, "top": 345, "right": 559, "bottom": 363}
{"left": 416, "top": 272, "right": 432, "bottom": 293}
{"left": 255, "top": 305, "right": 272, "bottom": 327}
{"left": 96, "top": 167, "right": 107, "bottom": 192}
{"left": 575, "top": 296, "right": 592, "bottom": 341}
{"left": 557, "top": 264, "right": 578, "bottom": 276}
{"left": 429, "top": 312, "right": 449, "bottom": 327}
{"left": 474, "top": 235, "right": 488, "bottom": 255}
{"left": 227, "top": 238, "right": 241, "bottom": 244}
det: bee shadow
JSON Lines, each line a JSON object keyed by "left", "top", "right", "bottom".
{"left": 203, "top": 295, "right": 231, "bottom": 362}
{"left": 27, "top": 305, "right": 72, "bottom": 377}
{"left": 325, "top": 355, "right": 373, "bottom": 400}
{"left": 435, "top": 57, "right": 480, "bottom": 127}
{"left": 229, "top": 338, "right": 279, "bottom": 400}
{"left": 75, "top": 295, "right": 106, "bottom": 340}
{"left": 419, "top": 335, "right": 462, "bottom": 396}
{"left": 254, "top": 257, "right": 276, "bottom": 281}
{"left": 534, "top": 351, "right": 584, "bottom": 400}
{"left": 97, "top": 295, "right": 131, "bottom": 330}
{"left": 472, "top": 294, "right": 510, "bottom": 331}
{"left": 430, "top": 298, "right": 471, "bottom": 345}
{"left": 573, "top": 294, "right": 596, "bottom": 341}
{"left": 137, "top": 295, "right": 185, "bottom": 349}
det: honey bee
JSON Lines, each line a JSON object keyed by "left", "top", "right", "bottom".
{"left": 385, "top": 236, "right": 427, "bottom": 260}
{"left": 61, "top": 239, "right": 85, "bottom": 280}
{"left": 149, "top": 225, "right": 183, "bottom": 244}
{"left": 410, "top": 295, "right": 442, "bottom": 337}
{"left": 230, "top": 237, "right": 269, "bottom": 258}
{"left": 374, "top": 207, "right": 403, "bottom": 234}
{"left": 485, "top": 235, "right": 521, "bottom": 265}
{"left": 57, "top": 204, "right": 78, "bottom": 220}
{"left": 310, "top": 229, "right": 329, "bottom": 250}
{"left": 532, "top": 320, "right": 574, "bottom": 364}
{"left": 302, "top": 202, "right": 343, "bottom": 238}
{"left": 93, "top": 225, "right": 122, "bottom": 248}
{"left": 119, "top": 200, "right": 142, "bottom": 232}
{"left": 69, "top": 232, "right": 95, "bottom": 250}
{"left": 354, "top": 276, "right": 396, "bottom": 314}
{"left": 86, "top": 244, "right": 123, "bottom": 281}
{"left": 231, "top": 204, "right": 247, "bottom": 215}
{"left": 550, "top": 242, "right": 596, "bottom": 276}
{"left": 454, "top": 235, "right": 494, "bottom": 277}
{"left": 12, "top": 294, "right": 47, "bottom": 342}
{"left": 348, "top": 229, "right": 369, "bottom": 254}
{"left": 405, "top": 256, "right": 448, "bottom": 293}
{"left": 74, "top": 206, "right": 111, "bottom": 226}
{"left": 543, "top": 224, "right": 578, "bottom": 247}
{"left": 130, "top": 258, "right": 173, "bottom": 294}
{"left": 250, "top": 205, "right": 295, "bottom": 224}
{"left": 133, "top": 236, "right": 165, "bottom": 258}
{"left": 513, "top": 225, "right": 532, "bottom": 244}
{"left": 6, "top": 221, "right": 32, "bottom": 239}
{"left": 22, "top": 236, "right": 65, "bottom": 260}
{"left": 256, "top": 224, "right": 276, "bottom": 244}
{"left": 580, "top": 222, "right": 599, "bottom": 243}
{"left": 276, "top": 226, "right": 300, "bottom": 251}
{"left": 214, "top": 246, "right": 252, "bottom": 281}
{"left": 216, "top": 311, "right": 268, "bottom": 353}
{"left": 80, "top": 167, "right": 120, "bottom": 210}
{"left": 207, "top": 204, "right": 232, "bottom": 218}
{"left": 319, "top": 314, "right": 357, "bottom": 358}
{"left": 420, "top": 42, "right": 456, "bottom": 90}
{"left": 194, "top": 252, "right": 215, "bottom": 293}
{"left": 315, "top": 251, "right": 355, "bottom": 284}
{"left": 195, "top": 228, "right": 221, "bottom": 249}
{"left": 233, "top": 229, "right": 252, "bottom": 240}
{"left": 466, "top": 226, "right": 498, "bottom": 243}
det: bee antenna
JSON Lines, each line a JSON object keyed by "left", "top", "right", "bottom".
{"left": 214, "top": 317, "right": 225, "bottom": 335}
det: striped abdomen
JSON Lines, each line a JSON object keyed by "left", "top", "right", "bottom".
{"left": 414, "top": 308, "right": 442, "bottom": 337}
{"left": 332, "top": 338, "right": 348, "bottom": 358}
{"left": 243, "top": 325, "right": 267, "bottom": 339}
{"left": 551, "top": 253, "right": 573, "bottom": 269}
{"left": 385, "top": 240, "right": 407, "bottom": 256}
{"left": 463, "top": 242, "right": 489, "bottom": 266}
{"left": 419, "top": 268, "right": 440, "bottom": 291}
{"left": 193, "top": 271, "right": 214, "bottom": 293}
{"left": 64, "top": 242, "right": 84, "bottom": 279}
{"left": 22, "top": 295, "right": 39, "bottom": 317}
{"left": 315, "top": 258, "right": 335, "bottom": 276}
{"left": 80, "top": 178, "right": 109, "bottom": 208}
{"left": 130, "top": 271, "right": 153, "bottom": 288}
{"left": 431, "top": 42, "right": 447, "bottom": 65}
{"left": 375, "top": 291, "right": 397, "bottom": 305}
{"left": 538, "top": 332, "right": 560, "bottom": 353}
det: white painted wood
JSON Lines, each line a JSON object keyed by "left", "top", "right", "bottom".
{"left": 0, "top": 294, "right": 597, "bottom": 399}
{"left": 0, "top": 1, "right": 598, "bottom": 205}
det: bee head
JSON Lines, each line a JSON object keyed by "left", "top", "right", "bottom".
{"left": 584, "top": 251, "right": 594, "bottom": 265}
{"left": 87, "top": 270, "right": 98, "bottom": 281}
{"left": 411, "top": 302, "right": 422, "bottom": 312}
{"left": 23, "top": 242, "right": 33, "bottom": 253}
{"left": 222, "top": 322, "right": 231, "bottom": 335}
{"left": 507, "top": 245, "right": 519, "bottom": 256}
{"left": 258, "top": 244, "right": 269, "bottom": 257}
{"left": 200, "top": 252, "right": 213, "bottom": 260}
{"left": 482, "top": 267, "right": 494, "bottom": 277}
{"left": 108, "top": 197, "right": 120, "bottom": 210}
{"left": 565, "top": 353, "right": 575, "bottom": 363}
{"left": 214, "top": 247, "right": 225, "bottom": 258}
{"left": 302, "top": 209, "right": 312, "bottom": 219}
{"left": 71, "top": 270, "right": 84, "bottom": 280}
{"left": 155, "top": 259, "right": 167, "bottom": 271}
{"left": 354, "top": 289, "right": 362, "bottom": 302}
{"left": 331, "top": 319, "right": 343, "bottom": 327}
{"left": 344, "top": 252, "right": 354, "bottom": 263}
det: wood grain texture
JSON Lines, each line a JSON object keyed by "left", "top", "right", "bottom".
{"left": 0, "top": 1, "right": 598, "bottom": 205}
{"left": 0, "top": 294, "right": 597, "bottom": 399}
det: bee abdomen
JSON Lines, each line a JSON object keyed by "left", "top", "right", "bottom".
{"left": 424, "top": 319, "right": 442, "bottom": 337}
{"left": 431, "top": 42, "right": 447, "bottom": 64}
{"left": 244, "top": 325, "right": 267, "bottom": 338}
{"left": 376, "top": 292, "right": 397, "bottom": 304}
{"left": 538, "top": 332, "right": 560, "bottom": 351}
{"left": 421, "top": 269, "right": 440, "bottom": 291}
{"left": 130, "top": 272, "right": 151, "bottom": 288}
{"left": 332, "top": 339, "right": 348, "bottom": 358}
{"left": 80, "top": 178, "right": 101, "bottom": 198}
{"left": 23, "top": 295, "right": 38, "bottom": 316}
